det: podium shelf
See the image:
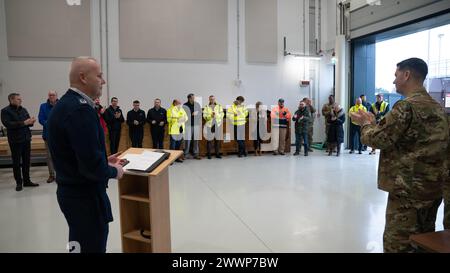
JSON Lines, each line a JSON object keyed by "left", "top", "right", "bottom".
{"left": 123, "top": 230, "right": 152, "bottom": 244}
{"left": 120, "top": 193, "right": 150, "bottom": 203}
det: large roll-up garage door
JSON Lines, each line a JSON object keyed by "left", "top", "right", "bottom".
{"left": 349, "top": 0, "right": 450, "bottom": 39}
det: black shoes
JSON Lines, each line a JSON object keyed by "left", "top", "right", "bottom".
{"left": 15, "top": 180, "right": 39, "bottom": 191}
{"left": 23, "top": 181, "right": 39, "bottom": 187}
{"left": 293, "top": 152, "right": 300, "bottom": 156}
{"left": 349, "top": 150, "right": 354, "bottom": 154}
{"left": 216, "top": 155, "right": 222, "bottom": 159}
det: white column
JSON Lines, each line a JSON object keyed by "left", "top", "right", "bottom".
{"left": 335, "top": 34, "right": 347, "bottom": 110}
{"left": 335, "top": 34, "right": 349, "bottom": 147}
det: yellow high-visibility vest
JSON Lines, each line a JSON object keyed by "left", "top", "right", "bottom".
{"left": 349, "top": 104, "right": 367, "bottom": 125}
{"left": 227, "top": 104, "right": 248, "bottom": 126}
{"left": 203, "top": 103, "right": 224, "bottom": 127}
{"left": 371, "top": 101, "right": 389, "bottom": 114}
{"left": 167, "top": 105, "right": 188, "bottom": 135}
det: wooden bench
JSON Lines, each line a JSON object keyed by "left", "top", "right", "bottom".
{"left": 0, "top": 135, "right": 47, "bottom": 157}
{"left": 410, "top": 230, "right": 450, "bottom": 253}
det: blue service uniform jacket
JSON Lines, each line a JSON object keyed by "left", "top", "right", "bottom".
{"left": 47, "top": 89, "right": 117, "bottom": 223}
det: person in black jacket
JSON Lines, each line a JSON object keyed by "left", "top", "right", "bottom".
{"left": 1, "top": 93, "right": 38, "bottom": 191}
{"left": 126, "top": 100, "right": 146, "bottom": 148}
{"left": 146, "top": 98, "right": 167, "bottom": 149}
{"left": 183, "top": 93, "right": 202, "bottom": 159}
{"left": 327, "top": 104, "right": 346, "bottom": 157}
{"left": 104, "top": 97, "right": 124, "bottom": 154}
{"left": 47, "top": 57, "right": 124, "bottom": 253}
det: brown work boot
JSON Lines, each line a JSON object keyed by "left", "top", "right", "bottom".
{"left": 47, "top": 176, "right": 55, "bottom": 183}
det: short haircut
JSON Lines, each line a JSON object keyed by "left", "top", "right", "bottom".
{"left": 302, "top": 97, "right": 308, "bottom": 101}
{"left": 8, "top": 93, "right": 20, "bottom": 102}
{"left": 360, "top": 94, "right": 366, "bottom": 98}
{"left": 133, "top": 100, "right": 140, "bottom": 104}
{"left": 187, "top": 93, "right": 194, "bottom": 99}
{"left": 172, "top": 99, "right": 178, "bottom": 105}
{"left": 209, "top": 95, "right": 215, "bottom": 98}
{"left": 111, "top": 97, "right": 118, "bottom": 102}
{"left": 236, "top": 96, "right": 245, "bottom": 102}
{"left": 397, "top": 58, "right": 428, "bottom": 81}
{"left": 154, "top": 98, "right": 161, "bottom": 102}
{"left": 376, "top": 94, "right": 382, "bottom": 98}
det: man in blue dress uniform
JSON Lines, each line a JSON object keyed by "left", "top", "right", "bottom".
{"left": 47, "top": 57, "right": 124, "bottom": 253}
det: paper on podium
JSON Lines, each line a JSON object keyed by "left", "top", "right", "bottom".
{"left": 122, "top": 150, "right": 169, "bottom": 172}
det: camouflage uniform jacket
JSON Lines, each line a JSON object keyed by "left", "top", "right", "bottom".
{"left": 322, "top": 103, "right": 335, "bottom": 125}
{"left": 361, "top": 87, "right": 449, "bottom": 200}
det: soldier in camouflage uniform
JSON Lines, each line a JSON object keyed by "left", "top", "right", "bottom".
{"left": 321, "top": 95, "right": 336, "bottom": 152}
{"left": 444, "top": 115, "right": 450, "bottom": 230}
{"left": 351, "top": 58, "right": 449, "bottom": 253}
{"left": 303, "top": 98, "right": 316, "bottom": 152}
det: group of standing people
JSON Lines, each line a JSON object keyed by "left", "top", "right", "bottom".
{"left": 95, "top": 94, "right": 321, "bottom": 161}
{"left": 321, "top": 93, "right": 390, "bottom": 156}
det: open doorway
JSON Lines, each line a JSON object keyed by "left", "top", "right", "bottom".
{"left": 375, "top": 23, "right": 450, "bottom": 111}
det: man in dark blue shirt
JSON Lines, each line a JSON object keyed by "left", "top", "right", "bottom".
{"left": 47, "top": 57, "right": 124, "bottom": 253}
{"left": 104, "top": 97, "right": 124, "bottom": 154}
{"left": 126, "top": 100, "right": 146, "bottom": 148}
{"left": 147, "top": 98, "right": 167, "bottom": 149}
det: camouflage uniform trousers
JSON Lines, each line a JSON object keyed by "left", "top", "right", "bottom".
{"left": 384, "top": 193, "right": 442, "bottom": 253}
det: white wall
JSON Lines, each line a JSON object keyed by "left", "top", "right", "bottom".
{"left": 0, "top": 0, "right": 336, "bottom": 143}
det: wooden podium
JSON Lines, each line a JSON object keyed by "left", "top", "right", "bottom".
{"left": 410, "top": 230, "right": 450, "bottom": 253}
{"left": 118, "top": 148, "right": 182, "bottom": 253}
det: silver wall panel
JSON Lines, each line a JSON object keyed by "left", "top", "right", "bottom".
{"left": 245, "top": 0, "right": 278, "bottom": 63}
{"left": 5, "top": 0, "right": 91, "bottom": 58}
{"left": 119, "top": 0, "right": 228, "bottom": 61}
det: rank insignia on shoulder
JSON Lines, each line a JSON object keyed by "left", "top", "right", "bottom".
{"left": 79, "top": 98, "right": 87, "bottom": 104}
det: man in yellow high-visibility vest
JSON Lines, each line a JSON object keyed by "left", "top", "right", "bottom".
{"left": 167, "top": 99, "right": 188, "bottom": 162}
{"left": 369, "top": 94, "right": 390, "bottom": 155}
{"left": 348, "top": 98, "right": 367, "bottom": 154}
{"left": 203, "top": 95, "right": 224, "bottom": 159}
{"left": 227, "top": 96, "right": 249, "bottom": 157}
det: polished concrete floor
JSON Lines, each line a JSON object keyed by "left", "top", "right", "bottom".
{"left": 0, "top": 150, "right": 445, "bottom": 253}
